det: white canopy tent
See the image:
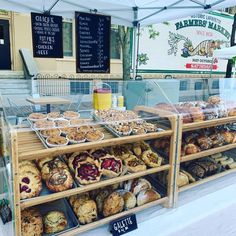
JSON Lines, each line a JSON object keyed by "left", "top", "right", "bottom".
{"left": 213, "top": 45, "right": 236, "bottom": 77}
{"left": 0, "top": 0, "right": 235, "bottom": 78}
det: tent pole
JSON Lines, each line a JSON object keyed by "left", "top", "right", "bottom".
{"left": 132, "top": 7, "right": 138, "bottom": 80}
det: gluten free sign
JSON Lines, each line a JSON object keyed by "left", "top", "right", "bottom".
{"left": 31, "top": 12, "right": 63, "bottom": 58}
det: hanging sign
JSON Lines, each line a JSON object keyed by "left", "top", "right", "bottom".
{"left": 31, "top": 12, "right": 63, "bottom": 58}
{"left": 75, "top": 11, "right": 111, "bottom": 73}
{"left": 110, "top": 214, "right": 138, "bottom": 236}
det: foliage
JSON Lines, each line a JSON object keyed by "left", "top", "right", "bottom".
{"left": 138, "top": 53, "right": 149, "bottom": 66}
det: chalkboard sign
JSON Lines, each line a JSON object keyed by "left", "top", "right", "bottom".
{"left": 110, "top": 214, "right": 138, "bottom": 236}
{"left": 75, "top": 12, "right": 111, "bottom": 73}
{"left": 31, "top": 12, "right": 63, "bottom": 58}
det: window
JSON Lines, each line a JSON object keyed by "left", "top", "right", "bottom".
{"left": 110, "top": 25, "right": 121, "bottom": 59}
{"left": 70, "top": 82, "right": 90, "bottom": 95}
{"left": 179, "top": 81, "right": 188, "bottom": 91}
{"left": 104, "top": 81, "right": 119, "bottom": 93}
{"left": 63, "top": 21, "right": 73, "bottom": 57}
{"left": 195, "top": 82, "right": 203, "bottom": 90}
{"left": 212, "top": 80, "right": 219, "bottom": 89}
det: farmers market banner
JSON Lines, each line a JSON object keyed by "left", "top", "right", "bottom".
{"left": 138, "top": 11, "right": 233, "bottom": 74}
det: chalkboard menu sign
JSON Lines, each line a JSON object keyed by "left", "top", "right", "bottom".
{"left": 75, "top": 12, "right": 111, "bottom": 73}
{"left": 31, "top": 12, "right": 63, "bottom": 58}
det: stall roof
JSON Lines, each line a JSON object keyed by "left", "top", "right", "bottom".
{"left": 0, "top": 0, "right": 235, "bottom": 26}
{"left": 214, "top": 45, "right": 236, "bottom": 59}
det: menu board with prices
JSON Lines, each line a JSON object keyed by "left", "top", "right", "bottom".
{"left": 31, "top": 12, "right": 63, "bottom": 58}
{"left": 75, "top": 12, "right": 111, "bottom": 73}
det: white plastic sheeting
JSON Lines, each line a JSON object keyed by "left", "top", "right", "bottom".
{"left": 0, "top": 0, "right": 235, "bottom": 26}
{"left": 214, "top": 45, "right": 236, "bottom": 59}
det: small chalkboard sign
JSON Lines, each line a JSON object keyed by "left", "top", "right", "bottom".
{"left": 110, "top": 214, "right": 138, "bottom": 236}
{"left": 31, "top": 12, "right": 63, "bottom": 58}
{"left": 0, "top": 199, "right": 12, "bottom": 224}
{"left": 75, "top": 11, "right": 111, "bottom": 73}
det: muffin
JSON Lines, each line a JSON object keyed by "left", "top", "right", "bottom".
{"left": 43, "top": 211, "right": 67, "bottom": 234}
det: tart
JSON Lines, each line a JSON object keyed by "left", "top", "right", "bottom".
{"left": 60, "top": 127, "right": 78, "bottom": 135}
{"left": 34, "top": 120, "right": 54, "bottom": 129}
{"left": 28, "top": 113, "right": 47, "bottom": 121}
{"left": 86, "top": 130, "right": 104, "bottom": 142}
{"left": 78, "top": 125, "right": 95, "bottom": 133}
{"left": 141, "top": 150, "right": 162, "bottom": 168}
{"left": 124, "top": 155, "right": 147, "bottom": 173}
{"left": 68, "top": 151, "right": 94, "bottom": 171}
{"left": 112, "top": 123, "right": 132, "bottom": 136}
{"left": 100, "top": 155, "right": 123, "bottom": 178}
{"left": 46, "top": 136, "right": 68, "bottom": 147}
{"left": 47, "top": 112, "right": 62, "bottom": 120}
{"left": 133, "top": 141, "right": 150, "bottom": 157}
{"left": 70, "top": 119, "right": 87, "bottom": 126}
{"left": 89, "top": 148, "right": 109, "bottom": 160}
{"left": 63, "top": 111, "right": 80, "bottom": 119}
{"left": 40, "top": 128, "right": 61, "bottom": 138}
{"left": 54, "top": 119, "right": 70, "bottom": 128}
{"left": 75, "top": 159, "right": 102, "bottom": 185}
{"left": 67, "top": 131, "right": 86, "bottom": 144}
{"left": 46, "top": 168, "right": 73, "bottom": 192}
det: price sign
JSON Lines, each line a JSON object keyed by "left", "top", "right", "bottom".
{"left": 31, "top": 12, "right": 63, "bottom": 58}
{"left": 75, "top": 12, "right": 111, "bottom": 73}
{"left": 110, "top": 214, "right": 138, "bottom": 236}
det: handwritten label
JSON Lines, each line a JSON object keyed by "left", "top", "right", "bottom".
{"left": 31, "top": 12, "right": 63, "bottom": 58}
{"left": 110, "top": 214, "right": 138, "bottom": 236}
{"left": 75, "top": 12, "right": 110, "bottom": 73}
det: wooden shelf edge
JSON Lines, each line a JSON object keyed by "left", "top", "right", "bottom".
{"left": 182, "top": 116, "right": 236, "bottom": 132}
{"left": 178, "top": 168, "right": 236, "bottom": 192}
{"left": 180, "top": 143, "right": 236, "bottom": 163}
{"left": 19, "top": 130, "right": 173, "bottom": 161}
{"left": 59, "top": 197, "right": 168, "bottom": 236}
{"left": 20, "top": 164, "right": 170, "bottom": 209}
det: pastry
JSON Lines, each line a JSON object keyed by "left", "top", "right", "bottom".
{"left": 28, "top": 113, "right": 47, "bottom": 120}
{"left": 46, "top": 168, "right": 73, "bottom": 192}
{"left": 73, "top": 199, "right": 97, "bottom": 224}
{"left": 67, "top": 131, "right": 86, "bottom": 143}
{"left": 95, "top": 188, "right": 112, "bottom": 214}
{"left": 43, "top": 211, "right": 67, "bottom": 234}
{"left": 78, "top": 125, "right": 94, "bottom": 133}
{"left": 208, "top": 95, "right": 221, "bottom": 104}
{"left": 40, "top": 128, "right": 61, "bottom": 138}
{"left": 177, "top": 171, "right": 189, "bottom": 187}
{"left": 221, "top": 131, "right": 234, "bottom": 144}
{"left": 60, "top": 127, "right": 78, "bottom": 135}
{"left": 132, "top": 126, "right": 146, "bottom": 135}
{"left": 41, "top": 158, "right": 68, "bottom": 180}
{"left": 34, "top": 120, "right": 54, "bottom": 129}
{"left": 21, "top": 208, "right": 43, "bottom": 236}
{"left": 152, "top": 138, "right": 170, "bottom": 150}
{"left": 63, "top": 111, "right": 80, "bottom": 119}
{"left": 46, "top": 136, "right": 68, "bottom": 147}
{"left": 203, "top": 104, "right": 219, "bottom": 120}
{"left": 136, "top": 189, "right": 161, "bottom": 206}
{"left": 70, "top": 119, "right": 87, "bottom": 126}
{"left": 54, "top": 119, "right": 70, "bottom": 128}
{"left": 116, "top": 190, "right": 136, "bottom": 210}
{"left": 197, "top": 135, "right": 213, "bottom": 150}
{"left": 124, "top": 155, "right": 147, "bottom": 173}
{"left": 209, "top": 133, "right": 225, "bottom": 147}
{"left": 110, "top": 145, "right": 133, "bottom": 160}
{"left": 19, "top": 170, "right": 42, "bottom": 200}
{"left": 141, "top": 150, "right": 162, "bottom": 168}
{"left": 142, "top": 122, "right": 157, "bottom": 132}
{"left": 86, "top": 130, "right": 104, "bottom": 141}
{"left": 36, "top": 156, "right": 54, "bottom": 169}
{"left": 189, "top": 107, "right": 204, "bottom": 122}
{"left": 219, "top": 157, "right": 234, "bottom": 167}
{"left": 47, "top": 112, "right": 61, "bottom": 119}
{"left": 181, "top": 170, "right": 196, "bottom": 183}
{"left": 89, "top": 148, "right": 109, "bottom": 160}
{"left": 68, "top": 151, "right": 93, "bottom": 171}
{"left": 69, "top": 192, "right": 90, "bottom": 206}
{"left": 133, "top": 141, "right": 150, "bottom": 156}
{"left": 228, "top": 108, "right": 236, "bottom": 116}
{"left": 100, "top": 155, "right": 123, "bottom": 178}
{"left": 19, "top": 161, "right": 40, "bottom": 176}
{"left": 112, "top": 123, "right": 132, "bottom": 136}
{"left": 124, "top": 178, "right": 152, "bottom": 195}
{"left": 103, "top": 192, "right": 124, "bottom": 217}
{"left": 75, "top": 159, "right": 102, "bottom": 185}
{"left": 226, "top": 162, "right": 236, "bottom": 169}
{"left": 216, "top": 103, "right": 228, "bottom": 118}
{"left": 184, "top": 143, "right": 200, "bottom": 155}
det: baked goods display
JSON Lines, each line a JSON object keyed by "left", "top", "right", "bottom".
{"left": 43, "top": 211, "right": 68, "bottom": 234}
{"left": 21, "top": 208, "right": 43, "bottom": 236}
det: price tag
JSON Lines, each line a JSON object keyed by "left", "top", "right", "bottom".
{"left": 110, "top": 214, "right": 138, "bottom": 236}
{"left": 0, "top": 199, "right": 12, "bottom": 224}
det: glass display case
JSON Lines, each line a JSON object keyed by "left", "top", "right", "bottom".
{"left": 0, "top": 80, "right": 179, "bottom": 236}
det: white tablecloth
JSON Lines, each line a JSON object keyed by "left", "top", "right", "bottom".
{"left": 1, "top": 172, "right": 236, "bottom": 236}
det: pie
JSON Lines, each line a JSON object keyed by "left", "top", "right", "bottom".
{"left": 110, "top": 145, "right": 133, "bottom": 160}
{"left": 29, "top": 113, "right": 47, "bottom": 120}
{"left": 34, "top": 120, "right": 54, "bottom": 129}
{"left": 78, "top": 125, "right": 95, "bottom": 133}
{"left": 89, "top": 148, "right": 109, "bottom": 160}
{"left": 100, "top": 155, "right": 123, "bottom": 178}
{"left": 86, "top": 130, "right": 104, "bottom": 142}
{"left": 60, "top": 127, "right": 78, "bottom": 135}
{"left": 40, "top": 128, "right": 61, "bottom": 138}
{"left": 141, "top": 150, "right": 162, "bottom": 168}
{"left": 47, "top": 112, "right": 61, "bottom": 119}
{"left": 63, "top": 111, "right": 80, "bottom": 119}
{"left": 67, "top": 131, "right": 86, "bottom": 143}
{"left": 124, "top": 155, "right": 147, "bottom": 173}
{"left": 54, "top": 119, "right": 70, "bottom": 128}
{"left": 70, "top": 119, "right": 87, "bottom": 126}
{"left": 75, "top": 159, "right": 102, "bottom": 185}
{"left": 133, "top": 141, "right": 151, "bottom": 156}
{"left": 46, "top": 136, "right": 68, "bottom": 147}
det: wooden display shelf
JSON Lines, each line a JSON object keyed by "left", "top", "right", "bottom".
{"left": 18, "top": 129, "right": 173, "bottom": 161}
{"left": 178, "top": 168, "right": 236, "bottom": 192}
{"left": 59, "top": 197, "right": 168, "bottom": 236}
{"left": 20, "top": 164, "right": 170, "bottom": 209}
{"left": 182, "top": 116, "right": 236, "bottom": 132}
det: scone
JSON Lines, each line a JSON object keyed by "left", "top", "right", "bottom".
{"left": 43, "top": 211, "right": 67, "bottom": 234}
{"left": 136, "top": 189, "right": 161, "bottom": 206}
{"left": 73, "top": 199, "right": 97, "bottom": 224}
{"left": 69, "top": 192, "right": 90, "bottom": 206}
{"left": 141, "top": 150, "right": 162, "bottom": 168}
{"left": 103, "top": 192, "right": 124, "bottom": 217}
{"left": 95, "top": 189, "right": 112, "bottom": 214}
{"left": 124, "top": 178, "right": 152, "bottom": 195}
{"left": 20, "top": 170, "right": 42, "bottom": 200}
{"left": 41, "top": 158, "right": 68, "bottom": 180}
{"left": 21, "top": 208, "right": 43, "bottom": 236}
{"left": 46, "top": 168, "right": 73, "bottom": 192}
